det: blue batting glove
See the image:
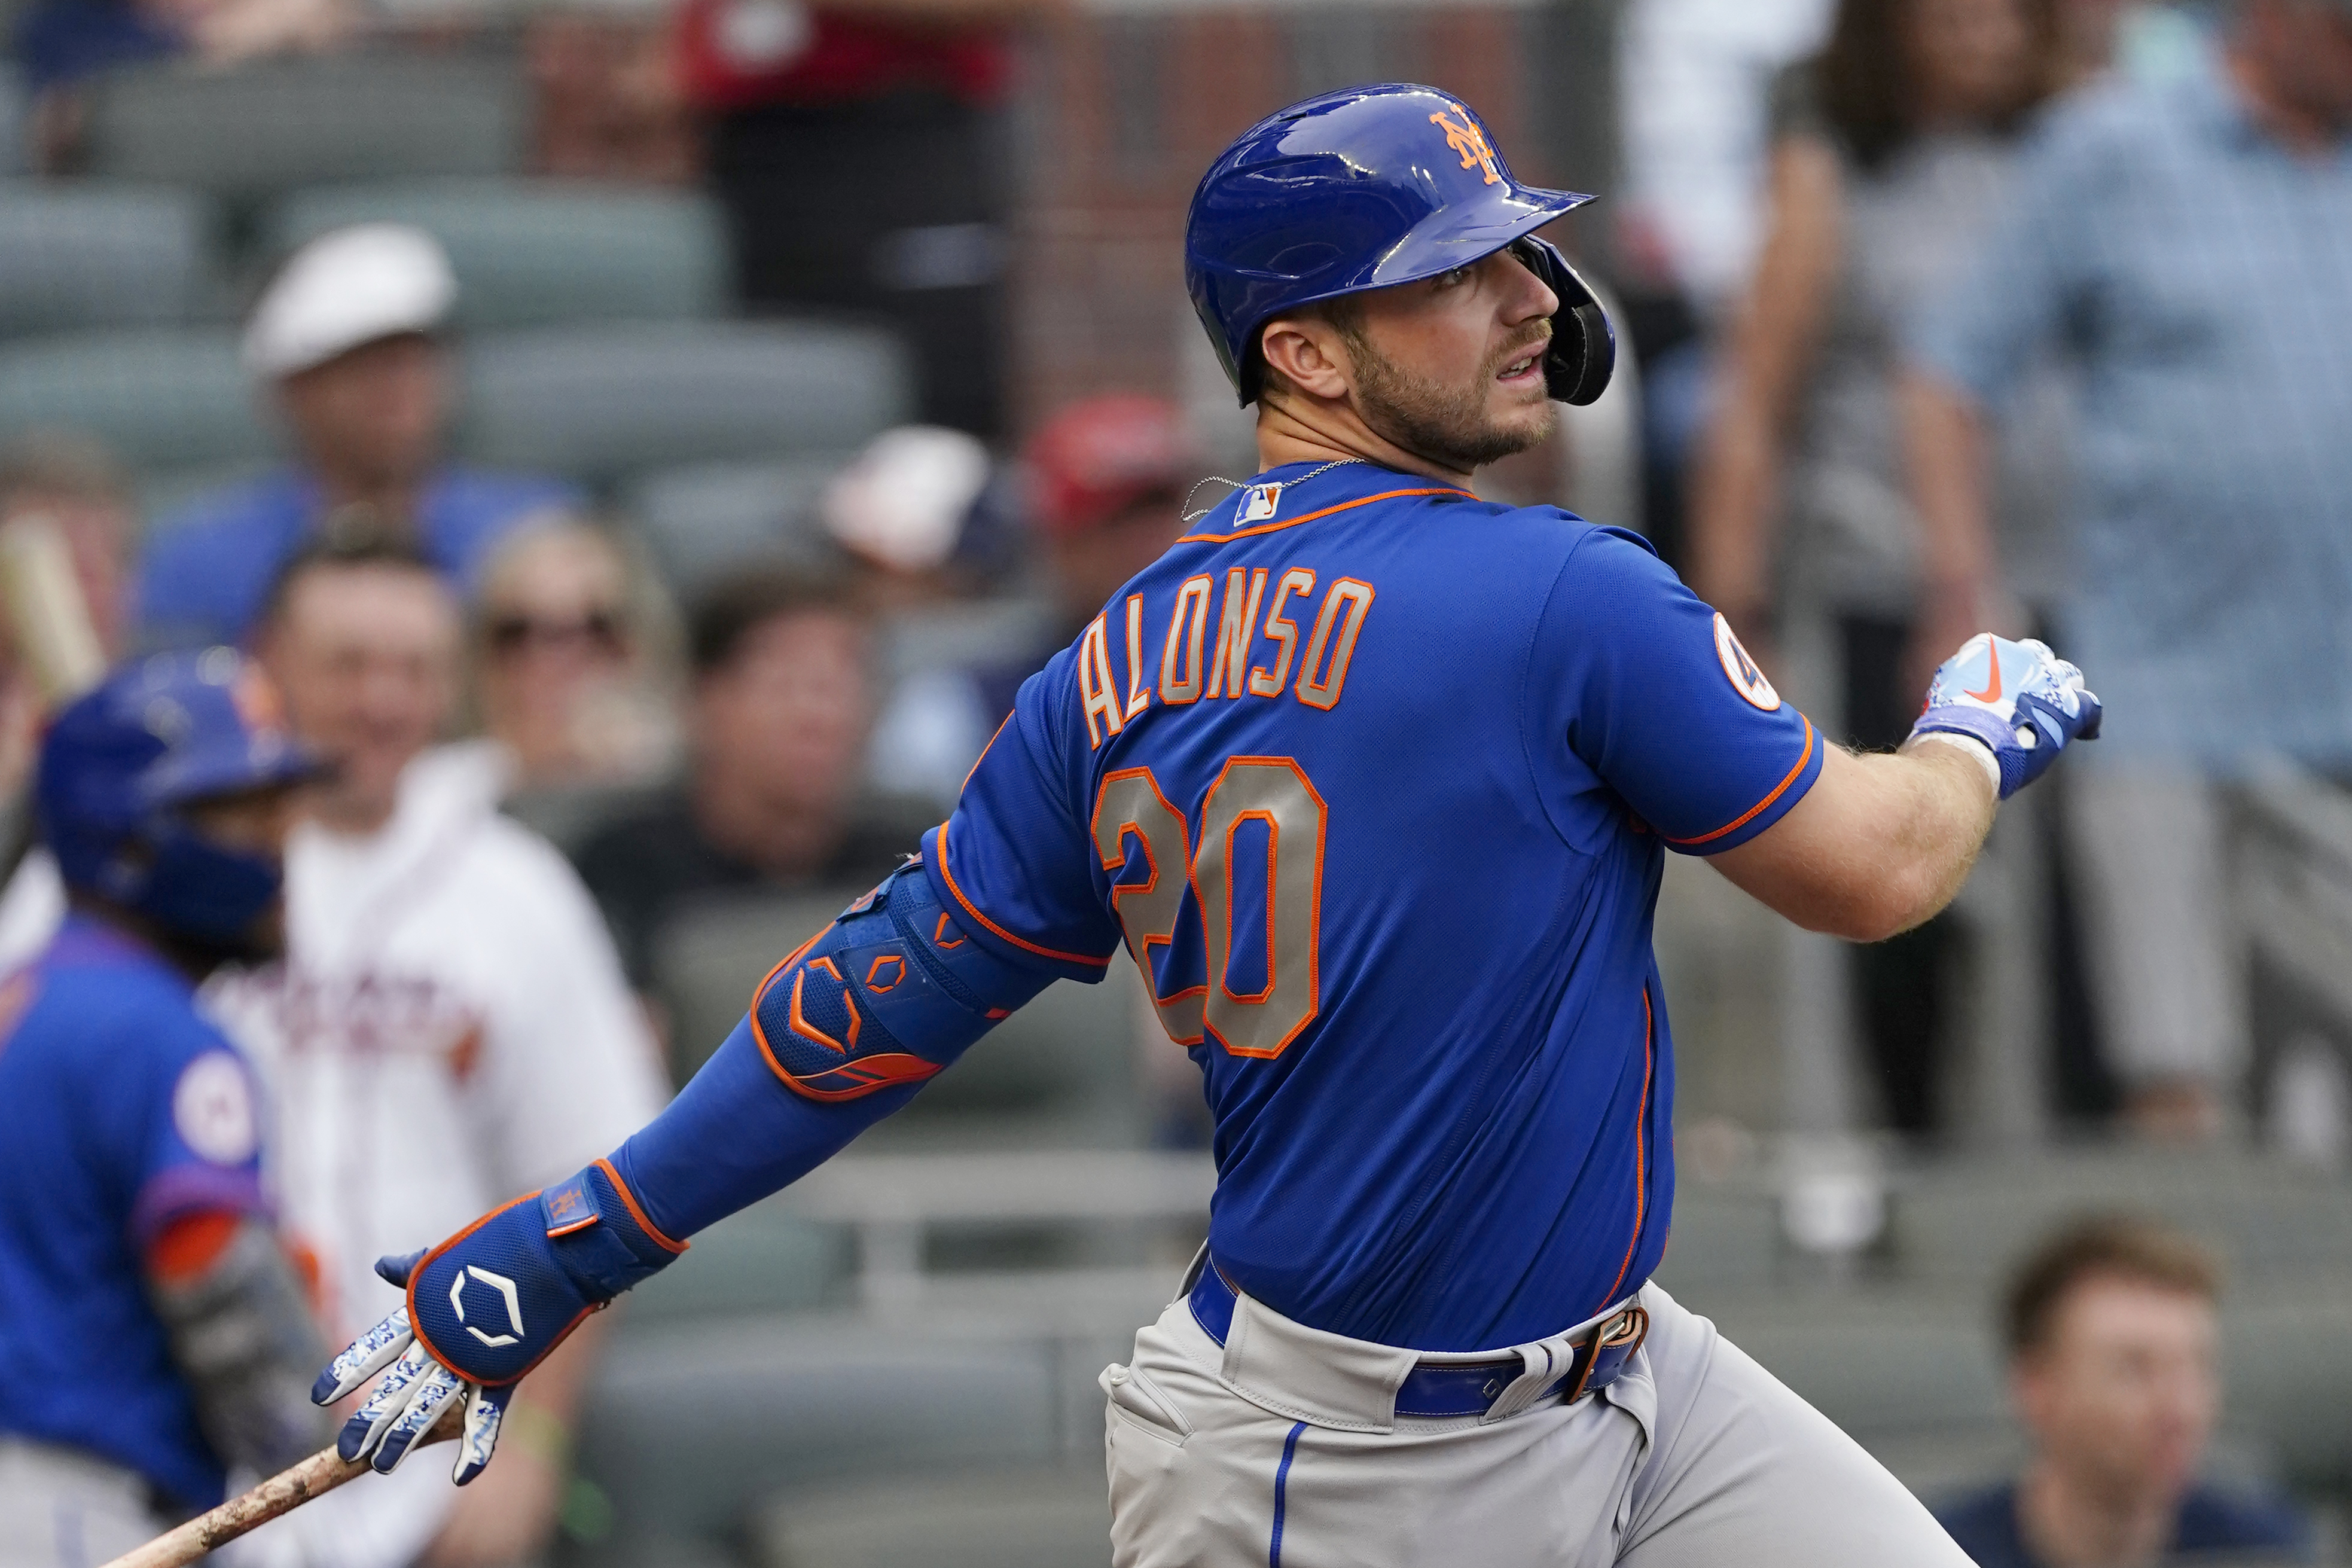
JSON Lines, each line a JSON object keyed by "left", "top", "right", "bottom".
{"left": 310, "top": 1160, "right": 684, "bottom": 1482}
{"left": 1909, "top": 633, "right": 2101, "bottom": 799}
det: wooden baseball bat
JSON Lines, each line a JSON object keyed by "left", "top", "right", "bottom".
{"left": 0, "top": 513, "right": 106, "bottom": 706}
{"left": 96, "top": 1407, "right": 462, "bottom": 1568}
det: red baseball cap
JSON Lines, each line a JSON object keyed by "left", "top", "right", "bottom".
{"left": 1024, "top": 394, "right": 1197, "bottom": 539}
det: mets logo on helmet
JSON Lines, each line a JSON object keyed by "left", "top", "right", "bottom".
{"left": 1429, "top": 104, "right": 1500, "bottom": 185}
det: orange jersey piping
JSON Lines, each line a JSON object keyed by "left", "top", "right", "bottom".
{"left": 1175, "top": 487, "right": 1472, "bottom": 545}
{"left": 1665, "top": 715, "right": 1816, "bottom": 848}
{"left": 935, "top": 817, "right": 1113, "bottom": 968}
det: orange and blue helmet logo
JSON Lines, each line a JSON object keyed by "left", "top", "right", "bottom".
{"left": 1429, "top": 103, "right": 1501, "bottom": 186}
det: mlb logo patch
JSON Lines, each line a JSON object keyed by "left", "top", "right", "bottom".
{"left": 1240, "top": 484, "right": 1281, "bottom": 523}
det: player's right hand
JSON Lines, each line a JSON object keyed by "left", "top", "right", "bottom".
{"left": 1908, "top": 633, "right": 2101, "bottom": 798}
{"left": 310, "top": 1159, "right": 682, "bottom": 1483}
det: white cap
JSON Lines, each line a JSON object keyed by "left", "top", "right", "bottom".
{"left": 242, "top": 224, "right": 457, "bottom": 380}
{"left": 822, "top": 426, "right": 992, "bottom": 573}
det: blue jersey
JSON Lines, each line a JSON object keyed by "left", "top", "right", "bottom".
{"left": 923, "top": 461, "right": 1820, "bottom": 1352}
{"left": 0, "top": 915, "right": 271, "bottom": 1509}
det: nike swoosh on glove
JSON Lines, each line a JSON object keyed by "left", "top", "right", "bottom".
{"left": 310, "top": 1158, "right": 683, "bottom": 1481}
{"left": 1909, "top": 633, "right": 2101, "bottom": 799}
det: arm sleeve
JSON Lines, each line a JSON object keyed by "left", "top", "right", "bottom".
{"left": 1534, "top": 526, "right": 1823, "bottom": 855}
{"left": 1906, "top": 100, "right": 2108, "bottom": 404}
{"left": 609, "top": 657, "right": 1108, "bottom": 1241}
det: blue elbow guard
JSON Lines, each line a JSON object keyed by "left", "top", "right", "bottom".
{"left": 748, "top": 856, "right": 1053, "bottom": 1101}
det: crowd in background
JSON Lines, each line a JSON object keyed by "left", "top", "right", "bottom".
{"left": 0, "top": 0, "right": 2344, "bottom": 1562}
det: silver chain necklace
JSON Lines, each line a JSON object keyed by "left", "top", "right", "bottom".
{"left": 1180, "top": 457, "right": 1365, "bottom": 523}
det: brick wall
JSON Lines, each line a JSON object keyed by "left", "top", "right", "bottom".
{"left": 1004, "top": 7, "right": 1562, "bottom": 435}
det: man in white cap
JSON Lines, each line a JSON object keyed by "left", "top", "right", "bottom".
{"left": 136, "top": 224, "right": 581, "bottom": 652}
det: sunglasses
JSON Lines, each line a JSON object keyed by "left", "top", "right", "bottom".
{"left": 484, "top": 609, "right": 627, "bottom": 658}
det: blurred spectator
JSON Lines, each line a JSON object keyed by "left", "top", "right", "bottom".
{"left": 471, "top": 518, "right": 680, "bottom": 794}
{"left": 822, "top": 422, "right": 995, "bottom": 608}
{"left": 15, "top": 0, "right": 350, "bottom": 97}
{"left": 215, "top": 537, "right": 664, "bottom": 1568}
{"left": 676, "top": 0, "right": 1057, "bottom": 438}
{"left": 530, "top": 8, "right": 700, "bottom": 181}
{"left": 1904, "top": 0, "right": 2352, "bottom": 1140}
{"left": 571, "top": 566, "right": 936, "bottom": 1030}
{"left": 1688, "top": 0, "right": 2070, "bottom": 1134}
{"left": 1936, "top": 1216, "right": 2310, "bottom": 1567}
{"left": 1616, "top": 0, "right": 1837, "bottom": 319}
{"left": 0, "top": 433, "right": 136, "bottom": 972}
{"left": 137, "top": 225, "right": 581, "bottom": 653}
{"left": 862, "top": 394, "right": 1194, "bottom": 803}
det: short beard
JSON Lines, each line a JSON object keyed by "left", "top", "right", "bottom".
{"left": 1345, "top": 325, "right": 1557, "bottom": 472}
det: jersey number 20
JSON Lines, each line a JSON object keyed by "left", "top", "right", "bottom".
{"left": 1091, "top": 758, "right": 1326, "bottom": 1059}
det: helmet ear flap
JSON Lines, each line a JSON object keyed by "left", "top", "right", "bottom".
{"left": 1514, "top": 237, "right": 1616, "bottom": 407}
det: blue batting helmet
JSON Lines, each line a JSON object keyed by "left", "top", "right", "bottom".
{"left": 38, "top": 649, "right": 320, "bottom": 943}
{"left": 1186, "top": 83, "right": 1615, "bottom": 408}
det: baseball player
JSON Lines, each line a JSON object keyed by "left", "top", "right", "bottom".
{"left": 0, "top": 652, "right": 330, "bottom": 1566}
{"left": 310, "top": 85, "right": 2100, "bottom": 1566}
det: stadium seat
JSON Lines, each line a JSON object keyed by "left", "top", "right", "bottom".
{"left": 622, "top": 456, "right": 847, "bottom": 595}
{"left": 0, "top": 329, "right": 268, "bottom": 471}
{"left": 753, "top": 1468, "right": 1112, "bottom": 1568}
{"left": 81, "top": 53, "right": 525, "bottom": 205}
{"left": 261, "top": 180, "right": 730, "bottom": 330}
{"left": 1890, "top": 1147, "right": 2352, "bottom": 1288}
{"left": 619, "top": 1197, "right": 850, "bottom": 1325}
{"left": 461, "top": 321, "right": 911, "bottom": 483}
{"left": 0, "top": 182, "right": 214, "bottom": 335}
{"left": 575, "top": 1318, "right": 1058, "bottom": 1551}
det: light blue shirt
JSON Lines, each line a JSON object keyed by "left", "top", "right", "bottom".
{"left": 1911, "top": 44, "right": 2352, "bottom": 766}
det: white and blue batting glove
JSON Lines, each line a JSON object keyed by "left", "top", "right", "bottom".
{"left": 1908, "top": 633, "right": 2100, "bottom": 799}
{"left": 310, "top": 1161, "right": 681, "bottom": 1482}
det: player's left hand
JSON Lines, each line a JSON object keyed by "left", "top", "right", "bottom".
{"left": 1908, "top": 632, "right": 2101, "bottom": 799}
{"left": 310, "top": 1161, "right": 681, "bottom": 1482}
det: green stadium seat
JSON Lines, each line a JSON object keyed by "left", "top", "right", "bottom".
{"left": 262, "top": 180, "right": 730, "bottom": 330}
{"left": 575, "top": 1319, "right": 1057, "bottom": 1551}
{"left": 82, "top": 54, "right": 525, "bottom": 204}
{"left": 753, "top": 1468, "right": 1112, "bottom": 1568}
{"left": 0, "top": 329, "right": 267, "bottom": 471}
{"left": 621, "top": 456, "right": 846, "bottom": 596}
{"left": 0, "top": 182, "right": 215, "bottom": 335}
{"left": 460, "top": 321, "right": 911, "bottom": 483}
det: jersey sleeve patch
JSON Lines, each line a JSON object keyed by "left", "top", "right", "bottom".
{"left": 171, "top": 1051, "right": 258, "bottom": 1165}
{"left": 1712, "top": 614, "right": 1781, "bottom": 711}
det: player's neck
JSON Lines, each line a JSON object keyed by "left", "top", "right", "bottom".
{"left": 1254, "top": 395, "right": 1477, "bottom": 489}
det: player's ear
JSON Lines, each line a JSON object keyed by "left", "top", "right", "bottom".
{"left": 1258, "top": 315, "right": 1353, "bottom": 403}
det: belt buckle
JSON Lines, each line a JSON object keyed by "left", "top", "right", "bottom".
{"left": 1558, "top": 1305, "right": 1650, "bottom": 1405}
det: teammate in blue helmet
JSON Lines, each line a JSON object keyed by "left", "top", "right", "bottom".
{"left": 0, "top": 651, "right": 331, "bottom": 1560}
{"left": 310, "top": 84, "right": 2096, "bottom": 1566}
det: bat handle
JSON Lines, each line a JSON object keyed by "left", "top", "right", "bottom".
{"left": 96, "top": 1409, "right": 463, "bottom": 1568}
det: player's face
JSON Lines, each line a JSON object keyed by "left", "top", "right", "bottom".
{"left": 1344, "top": 246, "right": 1559, "bottom": 471}
{"left": 182, "top": 782, "right": 304, "bottom": 958}
{"left": 2011, "top": 1276, "right": 2219, "bottom": 1504}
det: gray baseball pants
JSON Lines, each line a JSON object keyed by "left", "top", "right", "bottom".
{"left": 0, "top": 1439, "right": 166, "bottom": 1568}
{"left": 1102, "top": 1279, "right": 1971, "bottom": 1567}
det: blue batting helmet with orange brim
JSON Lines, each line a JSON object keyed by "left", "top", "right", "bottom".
{"left": 1186, "top": 82, "right": 1614, "bottom": 408}
{"left": 38, "top": 648, "right": 323, "bottom": 944}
